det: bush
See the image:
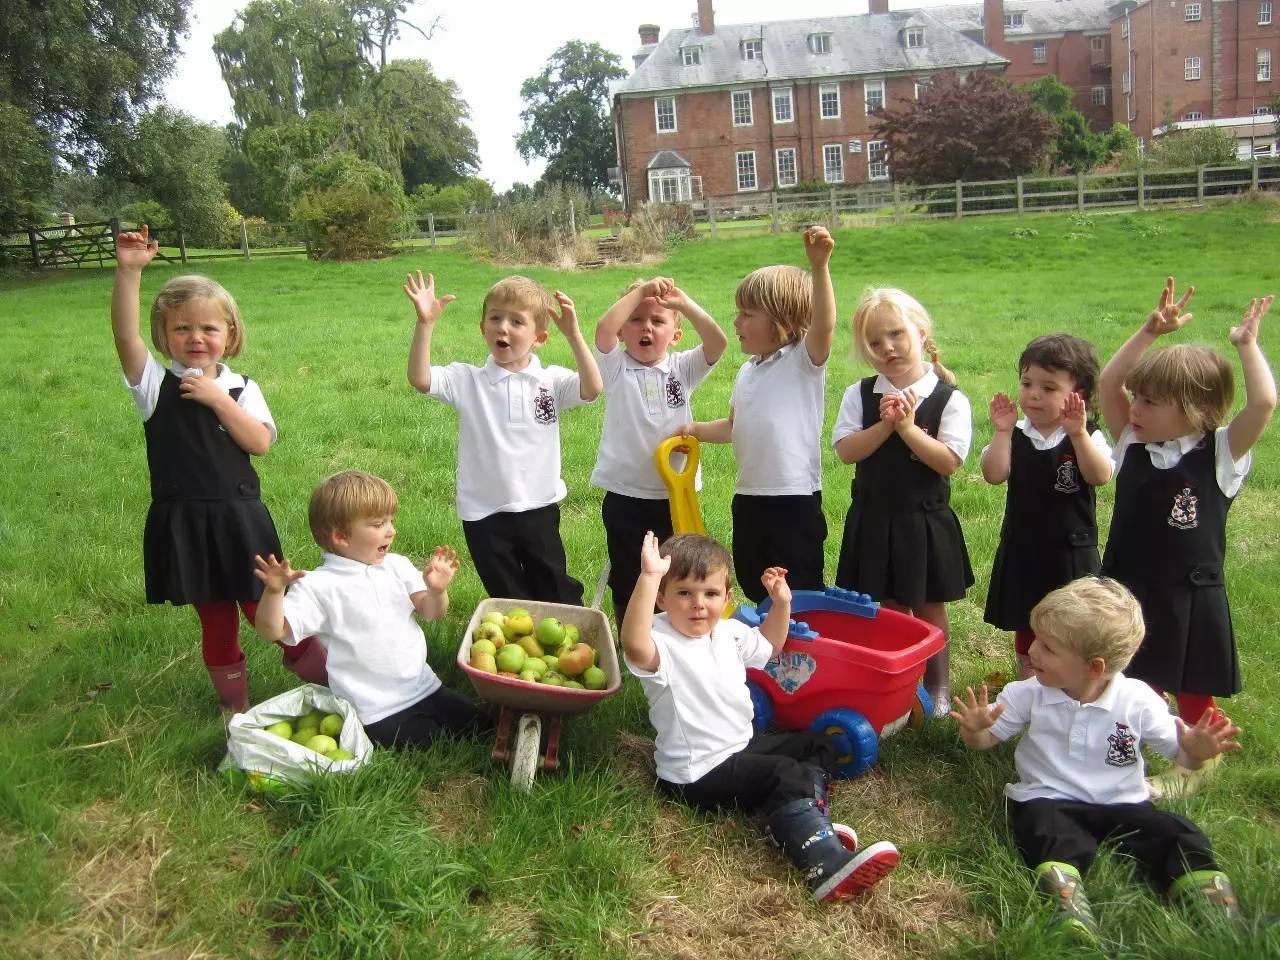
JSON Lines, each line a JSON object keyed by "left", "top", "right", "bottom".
{"left": 292, "top": 153, "right": 408, "bottom": 260}
{"left": 623, "top": 202, "right": 695, "bottom": 258}
{"left": 115, "top": 200, "right": 172, "bottom": 233}
{"left": 1147, "top": 127, "right": 1241, "bottom": 169}
{"left": 460, "top": 183, "right": 593, "bottom": 266}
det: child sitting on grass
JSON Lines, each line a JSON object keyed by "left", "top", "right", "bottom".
{"left": 951, "top": 577, "right": 1245, "bottom": 942}
{"left": 253, "top": 470, "right": 487, "bottom": 748}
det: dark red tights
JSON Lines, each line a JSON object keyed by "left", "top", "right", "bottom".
{"left": 1149, "top": 686, "right": 1218, "bottom": 723}
{"left": 195, "top": 600, "right": 318, "bottom": 669}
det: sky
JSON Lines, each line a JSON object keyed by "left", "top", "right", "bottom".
{"left": 166, "top": 0, "right": 956, "bottom": 190}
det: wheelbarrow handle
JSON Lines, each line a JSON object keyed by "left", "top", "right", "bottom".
{"left": 654, "top": 435, "right": 705, "bottom": 536}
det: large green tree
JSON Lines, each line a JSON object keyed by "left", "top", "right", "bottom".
{"left": 1026, "top": 76, "right": 1112, "bottom": 174}
{"left": 516, "top": 40, "right": 626, "bottom": 197}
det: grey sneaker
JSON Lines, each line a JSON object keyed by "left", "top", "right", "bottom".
{"left": 1035, "top": 862, "right": 1100, "bottom": 944}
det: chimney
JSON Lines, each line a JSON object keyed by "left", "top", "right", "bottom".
{"left": 638, "top": 24, "right": 659, "bottom": 45}
{"left": 983, "top": 0, "right": 1004, "bottom": 48}
{"left": 868, "top": 0, "right": 889, "bottom": 13}
{"left": 696, "top": 0, "right": 715, "bottom": 35}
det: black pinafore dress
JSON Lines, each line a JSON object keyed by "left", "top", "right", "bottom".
{"left": 1101, "top": 435, "right": 1239, "bottom": 696}
{"left": 834, "top": 377, "right": 973, "bottom": 607}
{"left": 984, "top": 428, "right": 1101, "bottom": 631}
{"left": 141, "top": 370, "right": 282, "bottom": 605}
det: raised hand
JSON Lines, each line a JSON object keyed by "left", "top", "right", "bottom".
{"left": 640, "top": 276, "right": 675, "bottom": 302}
{"left": 551, "top": 291, "right": 579, "bottom": 335}
{"left": 990, "top": 392, "right": 1018, "bottom": 433}
{"left": 115, "top": 225, "right": 159, "bottom": 271}
{"left": 404, "top": 270, "right": 456, "bottom": 325}
{"left": 639, "top": 530, "right": 671, "bottom": 578}
{"left": 949, "top": 684, "right": 1005, "bottom": 733}
{"left": 254, "top": 553, "right": 306, "bottom": 593}
{"left": 179, "top": 371, "right": 228, "bottom": 407}
{"left": 1144, "top": 276, "right": 1194, "bottom": 337}
{"left": 1229, "top": 294, "right": 1273, "bottom": 348}
{"left": 1060, "top": 390, "right": 1088, "bottom": 437}
{"left": 761, "top": 566, "right": 792, "bottom": 605}
{"left": 424, "top": 545, "right": 460, "bottom": 592}
{"left": 802, "top": 224, "right": 835, "bottom": 268}
{"left": 1178, "top": 708, "right": 1243, "bottom": 765}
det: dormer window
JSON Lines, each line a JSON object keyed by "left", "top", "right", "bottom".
{"left": 905, "top": 27, "right": 926, "bottom": 49}
{"left": 1003, "top": 12, "right": 1025, "bottom": 28}
{"left": 809, "top": 33, "right": 831, "bottom": 54}
{"left": 681, "top": 45, "right": 701, "bottom": 66}
{"left": 742, "top": 38, "right": 763, "bottom": 61}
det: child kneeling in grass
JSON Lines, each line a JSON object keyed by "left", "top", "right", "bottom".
{"left": 952, "top": 577, "right": 1246, "bottom": 942}
{"left": 254, "top": 470, "right": 488, "bottom": 748}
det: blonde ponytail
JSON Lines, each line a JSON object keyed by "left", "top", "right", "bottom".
{"left": 924, "top": 336, "right": 956, "bottom": 386}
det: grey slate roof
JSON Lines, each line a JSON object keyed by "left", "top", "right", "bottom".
{"left": 928, "top": 0, "right": 1112, "bottom": 37}
{"left": 614, "top": 11, "right": 1008, "bottom": 96}
{"left": 648, "top": 150, "right": 692, "bottom": 169}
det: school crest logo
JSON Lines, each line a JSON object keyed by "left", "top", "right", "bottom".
{"left": 763, "top": 650, "right": 817, "bottom": 694}
{"left": 1168, "top": 487, "right": 1198, "bottom": 530}
{"left": 1104, "top": 722, "right": 1137, "bottom": 767}
{"left": 533, "top": 385, "right": 557, "bottom": 425}
{"left": 1054, "top": 454, "right": 1080, "bottom": 494}
{"left": 665, "top": 375, "right": 685, "bottom": 409}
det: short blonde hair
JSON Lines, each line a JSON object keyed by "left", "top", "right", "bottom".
{"left": 308, "top": 470, "right": 398, "bottom": 547}
{"left": 852, "top": 287, "right": 955, "bottom": 385}
{"left": 1126, "top": 344, "right": 1234, "bottom": 433}
{"left": 482, "top": 275, "right": 558, "bottom": 332}
{"left": 150, "top": 275, "right": 244, "bottom": 358}
{"left": 1030, "top": 577, "right": 1146, "bottom": 674}
{"left": 735, "top": 265, "right": 812, "bottom": 345}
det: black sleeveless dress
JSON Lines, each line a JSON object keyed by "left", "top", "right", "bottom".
{"left": 834, "top": 377, "right": 973, "bottom": 607}
{"left": 984, "top": 427, "right": 1101, "bottom": 631}
{"left": 1101, "top": 434, "right": 1240, "bottom": 696}
{"left": 141, "top": 369, "right": 282, "bottom": 605}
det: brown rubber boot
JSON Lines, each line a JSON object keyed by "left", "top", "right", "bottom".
{"left": 206, "top": 656, "right": 250, "bottom": 714}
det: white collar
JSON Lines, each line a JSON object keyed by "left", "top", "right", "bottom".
{"left": 319, "top": 551, "right": 386, "bottom": 573}
{"left": 623, "top": 351, "right": 673, "bottom": 374}
{"left": 750, "top": 342, "right": 794, "bottom": 366}
{"left": 483, "top": 353, "right": 543, "bottom": 384}
{"left": 1019, "top": 418, "right": 1065, "bottom": 444}
{"left": 873, "top": 367, "right": 938, "bottom": 397}
{"left": 167, "top": 359, "right": 225, "bottom": 379}
{"left": 1144, "top": 430, "right": 1207, "bottom": 457}
{"left": 1036, "top": 672, "right": 1122, "bottom": 710}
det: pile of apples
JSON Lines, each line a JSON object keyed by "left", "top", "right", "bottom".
{"left": 469, "top": 609, "right": 608, "bottom": 691}
{"left": 262, "top": 709, "right": 356, "bottom": 761}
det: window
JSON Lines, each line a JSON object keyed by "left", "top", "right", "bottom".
{"left": 868, "top": 140, "right": 889, "bottom": 181}
{"left": 1255, "top": 104, "right": 1275, "bottom": 116}
{"left": 809, "top": 33, "right": 830, "bottom": 54}
{"left": 775, "top": 148, "right": 798, "bottom": 187}
{"left": 1003, "top": 12, "right": 1024, "bottom": 27}
{"left": 914, "top": 78, "right": 929, "bottom": 100}
{"left": 864, "top": 79, "right": 885, "bottom": 114}
{"left": 1186, "top": 56, "right": 1201, "bottom": 80}
{"left": 1136, "top": 136, "right": 1145, "bottom": 152}
{"left": 1185, "top": 3, "right": 1201, "bottom": 21}
{"left": 819, "top": 82, "right": 841, "bottom": 118}
{"left": 654, "top": 96, "right": 676, "bottom": 132}
{"left": 1121, "top": 19, "right": 1130, "bottom": 38}
{"left": 823, "top": 144, "right": 844, "bottom": 183}
{"left": 681, "top": 46, "right": 701, "bottom": 66}
{"left": 1092, "top": 85, "right": 1107, "bottom": 106}
{"left": 731, "top": 90, "right": 753, "bottom": 126}
{"left": 1122, "top": 70, "right": 1132, "bottom": 93}
{"left": 736, "top": 151, "right": 757, "bottom": 190}
{"left": 742, "top": 38, "right": 762, "bottom": 61}
{"left": 905, "top": 27, "right": 926, "bottom": 48}
{"left": 1183, "top": 111, "right": 1204, "bottom": 120}
{"left": 1260, "top": 48, "right": 1272, "bottom": 82}
{"left": 1091, "top": 36, "right": 1105, "bottom": 52}
{"left": 1033, "top": 42, "right": 1047, "bottom": 64}
{"left": 1262, "top": 2, "right": 1273, "bottom": 25}
{"left": 848, "top": 139, "right": 863, "bottom": 153}
{"left": 773, "top": 87, "right": 794, "bottom": 123}
{"left": 648, "top": 169, "right": 691, "bottom": 203}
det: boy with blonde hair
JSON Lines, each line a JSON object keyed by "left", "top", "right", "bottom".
{"left": 254, "top": 471, "right": 486, "bottom": 748}
{"left": 405, "top": 272, "right": 603, "bottom": 603}
{"left": 953, "top": 577, "right": 1246, "bottom": 941}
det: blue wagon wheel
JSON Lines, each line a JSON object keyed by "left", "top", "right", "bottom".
{"left": 748, "top": 680, "right": 774, "bottom": 733}
{"left": 810, "top": 708, "right": 879, "bottom": 779}
{"left": 909, "top": 685, "right": 934, "bottom": 729}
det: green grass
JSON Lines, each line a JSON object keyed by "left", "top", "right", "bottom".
{"left": 2, "top": 200, "right": 1279, "bottom": 959}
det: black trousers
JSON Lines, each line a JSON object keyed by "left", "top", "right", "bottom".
{"left": 658, "top": 731, "right": 837, "bottom": 816}
{"left": 462, "top": 503, "right": 583, "bottom": 604}
{"left": 363, "top": 686, "right": 490, "bottom": 750}
{"left": 731, "top": 493, "right": 827, "bottom": 603}
{"left": 602, "top": 491, "right": 673, "bottom": 623}
{"left": 1008, "top": 797, "right": 1217, "bottom": 892}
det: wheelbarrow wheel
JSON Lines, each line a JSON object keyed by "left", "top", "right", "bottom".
{"left": 747, "top": 680, "right": 774, "bottom": 733}
{"left": 510, "top": 713, "right": 541, "bottom": 793}
{"left": 811, "top": 707, "right": 879, "bottom": 779}
{"left": 909, "top": 685, "right": 934, "bottom": 729}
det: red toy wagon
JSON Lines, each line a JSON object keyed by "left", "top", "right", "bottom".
{"left": 735, "top": 587, "right": 945, "bottom": 778}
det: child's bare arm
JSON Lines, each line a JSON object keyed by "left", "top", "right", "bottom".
{"left": 554, "top": 291, "right": 603, "bottom": 401}
{"left": 676, "top": 414, "right": 733, "bottom": 444}
{"left": 669, "top": 286, "right": 729, "bottom": 365}
{"left": 621, "top": 532, "right": 665, "bottom": 672}
{"left": 112, "top": 227, "right": 158, "bottom": 385}
{"left": 950, "top": 685, "right": 1005, "bottom": 751}
{"left": 981, "top": 393, "right": 1017, "bottom": 484}
{"left": 1226, "top": 295, "right": 1277, "bottom": 461}
{"left": 895, "top": 389, "right": 963, "bottom": 476}
{"left": 595, "top": 279, "right": 662, "bottom": 353}
{"left": 802, "top": 226, "right": 836, "bottom": 366}
{"left": 413, "top": 546, "right": 458, "bottom": 621}
{"left": 405, "top": 270, "right": 455, "bottom": 394}
{"left": 1062, "top": 392, "right": 1112, "bottom": 485}
{"left": 253, "top": 554, "right": 305, "bottom": 644}
{"left": 834, "top": 418, "right": 896, "bottom": 464}
{"left": 181, "top": 376, "right": 272, "bottom": 455}
{"left": 758, "top": 567, "right": 793, "bottom": 657}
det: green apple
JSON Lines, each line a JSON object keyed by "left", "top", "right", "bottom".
{"left": 540, "top": 671, "right": 565, "bottom": 686}
{"left": 519, "top": 668, "right": 541, "bottom": 683}
{"left": 326, "top": 748, "right": 355, "bottom": 762}
{"left": 473, "top": 622, "right": 504, "bottom": 647}
{"left": 291, "top": 730, "right": 315, "bottom": 745}
{"left": 264, "top": 720, "right": 293, "bottom": 739}
{"left": 535, "top": 617, "right": 566, "bottom": 649}
{"left": 305, "top": 734, "right": 338, "bottom": 755}
{"left": 582, "top": 666, "right": 607, "bottom": 691}
{"left": 522, "top": 656, "right": 547, "bottom": 677}
{"left": 471, "top": 651, "right": 497, "bottom": 674}
{"left": 471, "top": 638, "right": 498, "bottom": 660}
{"left": 481, "top": 610, "right": 506, "bottom": 628}
{"left": 541, "top": 654, "right": 560, "bottom": 673}
{"left": 517, "top": 634, "right": 545, "bottom": 659}
{"left": 319, "top": 714, "right": 343, "bottom": 738}
{"left": 563, "top": 623, "right": 580, "bottom": 645}
{"left": 502, "top": 611, "right": 534, "bottom": 640}
{"left": 563, "top": 680, "right": 585, "bottom": 690}
{"left": 495, "top": 644, "right": 527, "bottom": 673}
{"left": 557, "top": 642, "right": 594, "bottom": 678}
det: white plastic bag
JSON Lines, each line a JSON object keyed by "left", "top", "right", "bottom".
{"left": 218, "top": 683, "right": 373, "bottom": 786}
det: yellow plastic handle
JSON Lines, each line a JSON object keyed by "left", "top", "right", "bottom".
{"left": 654, "top": 435, "right": 705, "bottom": 535}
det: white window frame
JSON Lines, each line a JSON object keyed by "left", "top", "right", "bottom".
{"left": 819, "top": 82, "right": 841, "bottom": 119}
{"left": 647, "top": 168, "right": 692, "bottom": 203}
{"left": 731, "top": 89, "right": 754, "bottom": 127}
{"left": 1091, "top": 85, "right": 1107, "bottom": 106}
{"left": 1185, "top": 56, "right": 1201, "bottom": 80}
{"left": 1259, "top": 48, "right": 1272, "bottom": 82}
{"left": 1185, "top": 3, "right": 1202, "bottom": 21}
{"left": 1262, "top": 1, "right": 1273, "bottom": 26}
{"left": 809, "top": 33, "right": 831, "bottom": 54}
{"left": 1090, "top": 36, "right": 1106, "bottom": 52}
{"left": 848, "top": 138, "right": 863, "bottom": 154}
{"left": 868, "top": 140, "right": 889, "bottom": 181}
{"left": 736, "top": 151, "right": 757, "bottom": 191}
{"left": 823, "top": 143, "right": 844, "bottom": 183}
{"left": 905, "top": 27, "right": 926, "bottom": 49}
{"left": 742, "top": 38, "right": 763, "bottom": 61}
{"left": 1121, "top": 20, "right": 1130, "bottom": 38}
{"left": 864, "top": 78, "right": 885, "bottom": 115}
{"left": 1254, "top": 105, "right": 1274, "bottom": 116}
{"left": 1123, "top": 69, "right": 1132, "bottom": 93}
{"left": 681, "top": 45, "right": 701, "bottom": 66}
{"left": 914, "top": 78, "right": 929, "bottom": 100}
{"left": 654, "top": 96, "right": 676, "bottom": 132}
{"left": 1033, "top": 42, "right": 1047, "bottom": 64}
{"left": 1003, "top": 12, "right": 1024, "bottom": 28}
{"left": 1183, "top": 111, "right": 1204, "bottom": 120}
{"left": 772, "top": 87, "right": 794, "bottom": 123}
{"left": 775, "top": 148, "right": 798, "bottom": 187}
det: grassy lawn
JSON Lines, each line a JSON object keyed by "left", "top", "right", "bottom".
{"left": 2, "top": 200, "right": 1279, "bottom": 960}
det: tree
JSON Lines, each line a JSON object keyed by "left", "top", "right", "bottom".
{"left": 873, "top": 71, "right": 1054, "bottom": 184}
{"left": 1147, "top": 127, "right": 1241, "bottom": 168}
{"left": 1026, "top": 76, "right": 1112, "bottom": 173}
{"left": 0, "top": 102, "right": 54, "bottom": 231}
{"left": 516, "top": 41, "right": 626, "bottom": 196}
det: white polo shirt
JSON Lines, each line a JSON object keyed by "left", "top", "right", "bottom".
{"left": 591, "top": 343, "right": 716, "bottom": 499}
{"left": 730, "top": 343, "right": 826, "bottom": 496}
{"left": 831, "top": 369, "right": 971, "bottom": 462}
{"left": 979, "top": 418, "right": 1112, "bottom": 464}
{"left": 624, "top": 613, "right": 773, "bottom": 784}
{"left": 125, "top": 354, "right": 277, "bottom": 442}
{"left": 427, "top": 356, "right": 586, "bottom": 521}
{"left": 1112, "top": 426, "right": 1251, "bottom": 498}
{"left": 281, "top": 552, "right": 442, "bottom": 725}
{"left": 990, "top": 673, "right": 1181, "bottom": 805}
